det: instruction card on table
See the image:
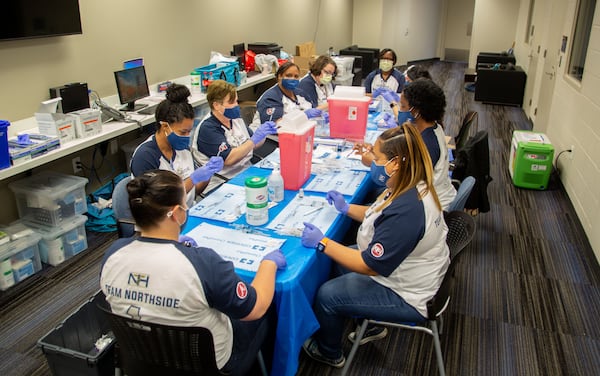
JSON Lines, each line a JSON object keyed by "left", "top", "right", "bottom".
{"left": 185, "top": 223, "right": 286, "bottom": 272}
{"left": 188, "top": 183, "right": 246, "bottom": 223}
{"left": 267, "top": 194, "right": 339, "bottom": 237}
{"left": 304, "top": 170, "right": 367, "bottom": 196}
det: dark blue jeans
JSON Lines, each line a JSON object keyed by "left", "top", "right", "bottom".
{"left": 314, "top": 272, "right": 425, "bottom": 359}
{"left": 221, "top": 308, "right": 274, "bottom": 376}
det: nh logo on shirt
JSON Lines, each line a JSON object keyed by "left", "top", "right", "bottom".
{"left": 128, "top": 273, "right": 150, "bottom": 288}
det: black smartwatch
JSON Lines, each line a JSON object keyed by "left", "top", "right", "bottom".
{"left": 316, "top": 237, "right": 329, "bottom": 253}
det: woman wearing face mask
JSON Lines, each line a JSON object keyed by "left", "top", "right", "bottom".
{"left": 363, "top": 48, "right": 405, "bottom": 95}
{"left": 300, "top": 124, "right": 449, "bottom": 368}
{"left": 297, "top": 55, "right": 337, "bottom": 109}
{"left": 192, "top": 80, "right": 277, "bottom": 186}
{"left": 100, "top": 169, "right": 286, "bottom": 375}
{"left": 255, "top": 61, "right": 322, "bottom": 124}
{"left": 130, "top": 84, "right": 223, "bottom": 207}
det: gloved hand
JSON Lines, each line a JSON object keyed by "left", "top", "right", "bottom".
{"left": 372, "top": 87, "right": 387, "bottom": 99}
{"left": 382, "top": 112, "right": 397, "bottom": 128}
{"left": 262, "top": 249, "right": 287, "bottom": 270}
{"left": 322, "top": 112, "right": 330, "bottom": 124}
{"left": 305, "top": 108, "right": 322, "bottom": 119}
{"left": 178, "top": 235, "right": 197, "bottom": 247}
{"left": 190, "top": 156, "right": 224, "bottom": 184}
{"left": 250, "top": 121, "right": 277, "bottom": 145}
{"left": 381, "top": 90, "right": 400, "bottom": 104}
{"left": 326, "top": 190, "right": 349, "bottom": 214}
{"left": 302, "top": 222, "right": 324, "bottom": 248}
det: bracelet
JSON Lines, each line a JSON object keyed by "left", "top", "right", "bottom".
{"left": 316, "top": 237, "right": 329, "bottom": 253}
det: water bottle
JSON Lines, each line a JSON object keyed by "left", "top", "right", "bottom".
{"left": 268, "top": 168, "right": 284, "bottom": 202}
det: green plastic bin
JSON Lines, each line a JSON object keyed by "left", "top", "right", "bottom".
{"left": 509, "top": 130, "right": 554, "bottom": 190}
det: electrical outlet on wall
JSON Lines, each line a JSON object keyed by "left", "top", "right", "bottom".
{"left": 72, "top": 157, "right": 82, "bottom": 173}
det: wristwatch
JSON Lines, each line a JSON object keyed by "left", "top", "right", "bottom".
{"left": 389, "top": 102, "right": 397, "bottom": 108}
{"left": 316, "top": 237, "right": 329, "bottom": 253}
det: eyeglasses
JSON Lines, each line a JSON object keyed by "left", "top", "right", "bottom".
{"left": 322, "top": 69, "right": 335, "bottom": 76}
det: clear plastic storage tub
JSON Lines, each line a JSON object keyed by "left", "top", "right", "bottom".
{"left": 0, "top": 222, "right": 42, "bottom": 291}
{"left": 25, "top": 215, "right": 88, "bottom": 266}
{"left": 8, "top": 171, "right": 88, "bottom": 226}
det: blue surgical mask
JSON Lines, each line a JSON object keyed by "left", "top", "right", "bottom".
{"left": 223, "top": 105, "right": 241, "bottom": 119}
{"left": 282, "top": 78, "right": 300, "bottom": 90}
{"left": 396, "top": 110, "right": 414, "bottom": 125}
{"left": 166, "top": 124, "right": 190, "bottom": 150}
{"left": 370, "top": 158, "right": 397, "bottom": 186}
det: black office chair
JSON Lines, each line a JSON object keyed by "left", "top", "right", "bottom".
{"left": 98, "top": 302, "right": 268, "bottom": 376}
{"left": 444, "top": 210, "right": 477, "bottom": 260}
{"left": 341, "top": 210, "right": 476, "bottom": 376}
{"left": 454, "top": 111, "right": 478, "bottom": 152}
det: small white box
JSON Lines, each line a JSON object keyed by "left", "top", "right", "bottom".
{"left": 35, "top": 98, "right": 78, "bottom": 143}
{"left": 70, "top": 108, "right": 102, "bottom": 138}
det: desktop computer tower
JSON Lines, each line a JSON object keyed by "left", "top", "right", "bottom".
{"left": 49, "top": 83, "right": 90, "bottom": 114}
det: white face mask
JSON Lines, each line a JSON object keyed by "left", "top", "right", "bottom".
{"left": 379, "top": 59, "right": 394, "bottom": 72}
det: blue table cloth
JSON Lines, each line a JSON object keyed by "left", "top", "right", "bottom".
{"left": 184, "top": 166, "right": 374, "bottom": 376}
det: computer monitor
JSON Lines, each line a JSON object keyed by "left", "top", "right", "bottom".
{"left": 123, "top": 57, "right": 144, "bottom": 70}
{"left": 232, "top": 43, "right": 245, "bottom": 70}
{"left": 114, "top": 66, "right": 150, "bottom": 111}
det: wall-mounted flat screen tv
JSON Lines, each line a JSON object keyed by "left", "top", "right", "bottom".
{"left": 0, "top": 0, "right": 82, "bottom": 41}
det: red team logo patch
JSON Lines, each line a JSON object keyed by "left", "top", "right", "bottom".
{"left": 370, "top": 243, "right": 384, "bottom": 258}
{"left": 236, "top": 282, "right": 248, "bottom": 299}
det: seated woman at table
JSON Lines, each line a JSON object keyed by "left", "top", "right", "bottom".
{"left": 300, "top": 124, "right": 449, "bottom": 368}
{"left": 130, "top": 83, "right": 224, "bottom": 207}
{"left": 100, "top": 169, "right": 286, "bottom": 375}
{"left": 363, "top": 48, "right": 405, "bottom": 95}
{"left": 297, "top": 55, "right": 337, "bottom": 109}
{"left": 254, "top": 61, "right": 322, "bottom": 124}
{"left": 192, "top": 80, "right": 277, "bottom": 184}
{"left": 354, "top": 79, "right": 456, "bottom": 210}
{"left": 404, "top": 64, "right": 432, "bottom": 84}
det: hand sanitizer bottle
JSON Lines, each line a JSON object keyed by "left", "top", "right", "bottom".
{"left": 268, "top": 168, "right": 284, "bottom": 202}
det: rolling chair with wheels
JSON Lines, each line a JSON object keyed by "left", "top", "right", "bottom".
{"left": 341, "top": 210, "right": 476, "bottom": 376}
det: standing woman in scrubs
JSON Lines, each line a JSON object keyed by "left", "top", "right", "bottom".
{"left": 363, "top": 48, "right": 406, "bottom": 95}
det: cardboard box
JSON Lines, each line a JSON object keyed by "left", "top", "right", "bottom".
{"left": 35, "top": 98, "right": 78, "bottom": 143}
{"left": 295, "top": 41, "right": 316, "bottom": 57}
{"left": 70, "top": 108, "right": 102, "bottom": 138}
{"left": 293, "top": 55, "right": 317, "bottom": 77}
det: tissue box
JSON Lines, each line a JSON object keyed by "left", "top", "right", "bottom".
{"left": 70, "top": 108, "right": 102, "bottom": 138}
{"left": 35, "top": 98, "right": 78, "bottom": 143}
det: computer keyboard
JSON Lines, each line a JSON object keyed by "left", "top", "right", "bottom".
{"left": 137, "top": 105, "right": 158, "bottom": 115}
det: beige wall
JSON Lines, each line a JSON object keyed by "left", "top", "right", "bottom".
{"left": 0, "top": 0, "right": 353, "bottom": 123}
{"left": 444, "top": 0, "right": 475, "bottom": 51}
{"left": 352, "top": 0, "right": 442, "bottom": 64}
{"left": 469, "top": 0, "right": 521, "bottom": 68}
{"left": 0, "top": 0, "right": 354, "bottom": 225}
{"left": 542, "top": 1, "right": 600, "bottom": 260}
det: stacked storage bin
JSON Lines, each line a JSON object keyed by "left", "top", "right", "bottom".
{"left": 8, "top": 172, "right": 89, "bottom": 270}
{"left": 0, "top": 222, "right": 42, "bottom": 290}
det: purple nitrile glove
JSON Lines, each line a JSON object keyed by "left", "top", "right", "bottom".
{"left": 190, "top": 156, "right": 224, "bottom": 184}
{"left": 372, "top": 87, "right": 387, "bottom": 99}
{"left": 250, "top": 121, "right": 277, "bottom": 145}
{"left": 304, "top": 108, "right": 322, "bottom": 119}
{"left": 178, "top": 235, "right": 198, "bottom": 247}
{"left": 322, "top": 112, "right": 330, "bottom": 124}
{"left": 382, "top": 112, "right": 397, "bottom": 128}
{"left": 262, "top": 249, "right": 287, "bottom": 270}
{"left": 326, "top": 190, "right": 349, "bottom": 214}
{"left": 302, "top": 222, "right": 324, "bottom": 248}
{"left": 381, "top": 90, "right": 400, "bottom": 104}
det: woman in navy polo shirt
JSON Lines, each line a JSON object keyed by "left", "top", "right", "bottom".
{"left": 100, "top": 169, "right": 286, "bottom": 375}
{"left": 363, "top": 48, "right": 405, "bottom": 95}
{"left": 300, "top": 124, "right": 449, "bottom": 368}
